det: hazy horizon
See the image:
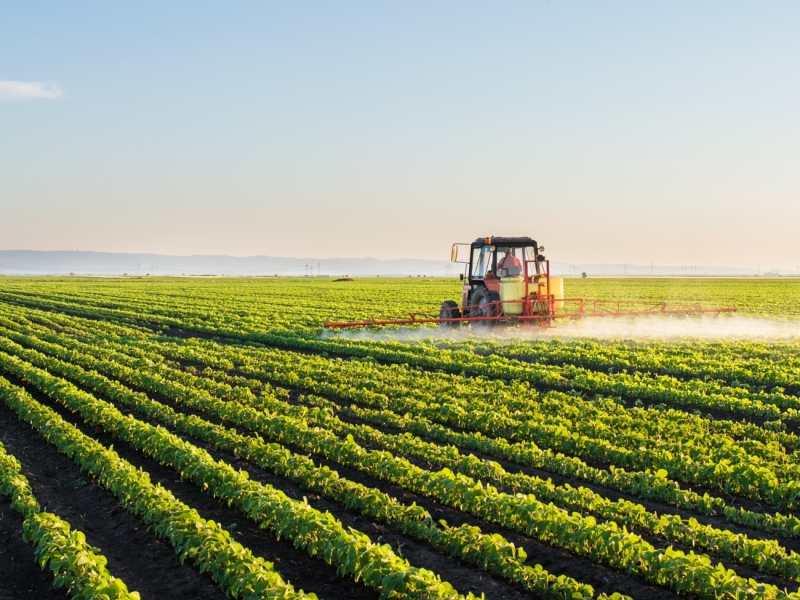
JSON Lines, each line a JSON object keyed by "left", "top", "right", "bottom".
{"left": 0, "top": 248, "right": 791, "bottom": 277}
{"left": 2, "top": 2, "right": 799, "bottom": 271}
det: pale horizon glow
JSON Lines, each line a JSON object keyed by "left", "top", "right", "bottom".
{"left": 1, "top": 2, "right": 799, "bottom": 271}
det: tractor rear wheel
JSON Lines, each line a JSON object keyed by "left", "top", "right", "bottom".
{"left": 439, "top": 300, "right": 461, "bottom": 327}
{"left": 469, "top": 286, "right": 497, "bottom": 322}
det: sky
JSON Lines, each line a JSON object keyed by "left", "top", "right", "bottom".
{"left": 1, "top": 2, "right": 799, "bottom": 270}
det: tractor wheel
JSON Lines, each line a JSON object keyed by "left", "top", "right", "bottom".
{"left": 439, "top": 300, "right": 461, "bottom": 327}
{"left": 469, "top": 286, "right": 497, "bottom": 323}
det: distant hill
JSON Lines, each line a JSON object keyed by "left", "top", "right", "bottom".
{"left": 0, "top": 250, "right": 781, "bottom": 277}
{"left": 0, "top": 250, "right": 456, "bottom": 276}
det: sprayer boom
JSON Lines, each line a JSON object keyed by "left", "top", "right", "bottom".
{"left": 323, "top": 300, "right": 737, "bottom": 329}
{"left": 323, "top": 237, "right": 737, "bottom": 330}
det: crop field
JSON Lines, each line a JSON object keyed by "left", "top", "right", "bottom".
{"left": 2, "top": 276, "right": 800, "bottom": 600}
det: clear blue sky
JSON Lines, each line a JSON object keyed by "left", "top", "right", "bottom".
{"left": 2, "top": 2, "right": 798, "bottom": 270}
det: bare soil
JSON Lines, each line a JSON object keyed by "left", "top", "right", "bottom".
{"left": 0, "top": 400, "right": 228, "bottom": 600}
{"left": 3, "top": 304, "right": 797, "bottom": 598}
{"left": 0, "top": 375, "right": 376, "bottom": 600}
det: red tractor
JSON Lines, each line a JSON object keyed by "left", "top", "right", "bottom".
{"left": 323, "top": 235, "right": 736, "bottom": 329}
{"left": 439, "top": 236, "right": 559, "bottom": 325}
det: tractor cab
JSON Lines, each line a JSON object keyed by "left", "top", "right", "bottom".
{"left": 466, "top": 237, "right": 541, "bottom": 280}
{"left": 442, "top": 236, "right": 559, "bottom": 323}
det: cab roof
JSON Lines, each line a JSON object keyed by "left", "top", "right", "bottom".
{"left": 471, "top": 236, "right": 537, "bottom": 247}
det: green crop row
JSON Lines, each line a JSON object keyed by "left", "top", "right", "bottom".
{"left": 8, "top": 284, "right": 800, "bottom": 425}
{"left": 6, "top": 310, "right": 797, "bottom": 538}
{"left": 7, "top": 308, "right": 796, "bottom": 537}
{"left": 3, "top": 296, "right": 798, "bottom": 468}
{"left": 6, "top": 333, "right": 793, "bottom": 600}
{"left": 425, "top": 337, "right": 800, "bottom": 392}
{"left": 253, "top": 329, "right": 800, "bottom": 421}
{"left": 279, "top": 394, "right": 800, "bottom": 582}
{"left": 59, "top": 323, "right": 788, "bottom": 586}
{"left": 0, "top": 377, "right": 312, "bottom": 600}
{"left": 116, "top": 332, "right": 800, "bottom": 507}
{"left": 0, "top": 331, "right": 608, "bottom": 600}
{"left": 15, "top": 285, "right": 799, "bottom": 421}
{"left": 35, "top": 301, "right": 797, "bottom": 461}
{"left": 18, "top": 308, "right": 800, "bottom": 535}
{"left": 4, "top": 278, "right": 800, "bottom": 600}
{"left": 0, "top": 436, "right": 140, "bottom": 600}
{"left": 180, "top": 351, "right": 800, "bottom": 542}
{"left": 0, "top": 349, "right": 472, "bottom": 600}
{"left": 183, "top": 372, "right": 800, "bottom": 585}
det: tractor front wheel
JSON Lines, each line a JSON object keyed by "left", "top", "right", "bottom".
{"left": 439, "top": 300, "right": 461, "bottom": 327}
{"left": 469, "top": 286, "right": 497, "bottom": 323}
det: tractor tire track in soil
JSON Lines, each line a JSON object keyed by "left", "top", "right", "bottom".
{"left": 1, "top": 373, "right": 378, "bottom": 600}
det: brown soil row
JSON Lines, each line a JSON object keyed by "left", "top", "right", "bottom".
{"left": 0, "top": 400, "right": 228, "bottom": 600}
{"left": 159, "top": 373, "right": 800, "bottom": 595}
{"left": 7, "top": 298, "right": 795, "bottom": 436}
{"left": 108, "top": 368, "right": 680, "bottom": 599}
{"left": 0, "top": 374, "right": 377, "bottom": 600}
{"left": 34, "top": 348, "right": 682, "bottom": 600}
{"left": 0, "top": 497, "right": 66, "bottom": 600}
{"left": 197, "top": 351, "right": 798, "bottom": 530}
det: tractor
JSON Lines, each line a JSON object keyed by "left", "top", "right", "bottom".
{"left": 323, "top": 235, "right": 736, "bottom": 329}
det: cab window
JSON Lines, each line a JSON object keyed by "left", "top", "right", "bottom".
{"left": 495, "top": 246, "right": 538, "bottom": 276}
{"left": 470, "top": 245, "right": 494, "bottom": 277}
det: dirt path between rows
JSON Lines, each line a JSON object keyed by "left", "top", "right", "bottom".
{"left": 0, "top": 497, "right": 66, "bottom": 600}
{"left": 110, "top": 367, "right": 680, "bottom": 600}
{"left": 2, "top": 373, "right": 381, "bottom": 600}
{"left": 0, "top": 400, "right": 228, "bottom": 600}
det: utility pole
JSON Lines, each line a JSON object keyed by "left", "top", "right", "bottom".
{"left": 318, "top": 262, "right": 321, "bottom": 277}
